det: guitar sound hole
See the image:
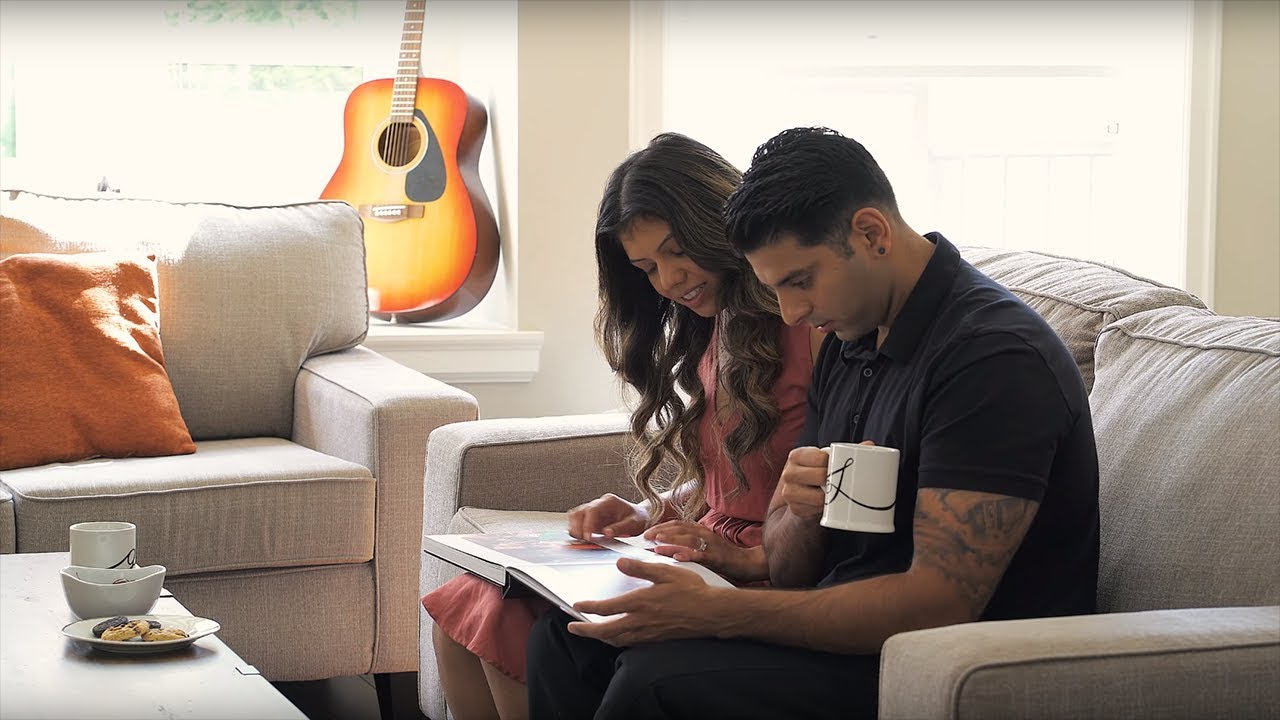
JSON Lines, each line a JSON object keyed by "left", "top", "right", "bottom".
{"left": 378, "top": 122, "right": 423, "bottom": 168}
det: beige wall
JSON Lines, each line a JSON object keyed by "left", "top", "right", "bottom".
{"left": 460, "top": 0, "right": 631, "bottom": 418}
{"left": 1215, "top": 0, "right": 1280, "bottom": 318}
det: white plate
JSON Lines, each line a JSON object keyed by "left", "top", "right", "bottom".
{"left": 62, "top": 614, "right": 221, "bottom": 654}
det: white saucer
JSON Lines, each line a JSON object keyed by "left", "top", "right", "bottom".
{"left": 62, "top": 614, "right": 220, "bottom": 654}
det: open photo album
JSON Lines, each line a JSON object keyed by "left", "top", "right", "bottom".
{"left": 423, "top": 531, "right": 733, "bottom": 622}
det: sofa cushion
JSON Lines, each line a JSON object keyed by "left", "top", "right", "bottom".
{"left": 0, "top": 437, "right": 375, "bottom": 574}
{"left": 960, "top": 247, "right": 1207, "bottom": 390}
{"left": 1091, "top": 306, "right": 1280, "bottom": 612}
{"left": 0, "top": 252, "right": 195, "bottom": 470}
{"left": 446, "top": 507, "right": 567, "bottom": 535}
{"left": 0, "top": 191, "right": 368, "bottom": 441}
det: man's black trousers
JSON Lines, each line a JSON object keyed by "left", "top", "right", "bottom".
{"left": 526, "top": 609, "right": 881, "bottom": 720}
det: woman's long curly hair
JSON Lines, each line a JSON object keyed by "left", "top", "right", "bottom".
{"left": 595, "top": 133, "right": 786, "bottom": 522}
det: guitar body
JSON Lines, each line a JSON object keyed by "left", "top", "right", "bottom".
{"left": 322, "top": 77, "right": 499, "bottom": 322}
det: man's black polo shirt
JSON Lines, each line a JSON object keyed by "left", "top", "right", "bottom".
{"left": 799, "top": 233, "right": 1099, "bottom": 620}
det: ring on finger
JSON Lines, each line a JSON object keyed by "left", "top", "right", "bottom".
{"left": 696, "top": 537, "right": 708, "bottom": 552}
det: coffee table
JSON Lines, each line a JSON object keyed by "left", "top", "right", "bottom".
{"left": 0, "top": 552, "right": 308, "bottom": 719}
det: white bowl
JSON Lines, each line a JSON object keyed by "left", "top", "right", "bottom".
{"left": 60, "top": 564, "right": 166, "bottom": 620}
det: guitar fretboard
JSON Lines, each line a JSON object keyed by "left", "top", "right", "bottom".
{"left": 391, "top": 0, "right": 425, "bottom": 122}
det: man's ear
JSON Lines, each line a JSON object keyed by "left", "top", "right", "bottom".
{"left": 852, "top": 208, "right": 892, "bottom": 256}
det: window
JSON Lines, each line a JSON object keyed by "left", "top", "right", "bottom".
{"left": 640, "top": 0, "right": 1198, "bottom": 289}
{"left": 0, "top": 0, "right": 519, "bottom": 329}
{"left": 0, "top": 1, "right": 383, "bottom": 202}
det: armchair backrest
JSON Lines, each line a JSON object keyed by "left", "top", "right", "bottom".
{"left": 0, "top": 191, "right": 368, "bottom": 440}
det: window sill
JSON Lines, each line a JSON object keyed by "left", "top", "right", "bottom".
{"left": 361, "top": 322, "right": 544, "bottom": 384}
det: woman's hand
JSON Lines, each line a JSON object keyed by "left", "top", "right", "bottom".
{"left": 567, "top": 493, "right": 649, "bottom": 539}
{"left": 643, "top": 521, "right": 769, "bottom": 584}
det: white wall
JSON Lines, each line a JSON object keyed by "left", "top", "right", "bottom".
{"left": 455, "top": 0, "right": 631, "bottom": 418}
{"left": 1214, "top": 0, "right": 1280, "bottom": 318}
{"left": 417, "top": 0, "right": 520, "bottom": 329}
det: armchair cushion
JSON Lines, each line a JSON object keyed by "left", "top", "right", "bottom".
{"left": 0, "top": 191, "right": 368, "bottom": 441}
{"left": 0, "top": 437, "right": 375, "bottom": 573}
{"left": 0, "top": 251, "right": 195, "bottom": 470}
{"left": 0, "top": 487, "right": 13, "bottom": 554}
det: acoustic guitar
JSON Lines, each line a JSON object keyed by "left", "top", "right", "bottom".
{"left": 322, "top": 0, "right": 499, "bottom": 323}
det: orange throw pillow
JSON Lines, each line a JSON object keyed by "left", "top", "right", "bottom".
{"left": 0, "top": 252, "right": 196, "bottom": 470}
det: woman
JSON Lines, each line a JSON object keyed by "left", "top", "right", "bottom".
{"left": 422, "top": 133, "right": 819, "bottom": 720}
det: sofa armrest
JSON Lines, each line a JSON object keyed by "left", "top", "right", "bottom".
{"left": 416, "top": 413, "right": 635, "bottom": 718}
{"left": 293, "top": 345, "right": 478, "bottom": 673}
{"left": 420, "top": 413, "right": 636, "bottom": 538}
{"left": 880, "top": 605, "right": 1280, "bottom": 720}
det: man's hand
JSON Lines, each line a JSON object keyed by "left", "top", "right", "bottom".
{"left": 643, "top": 521, "right": 768, "bottom": 584}
{"left": 762, "top": 442, "right": 873, "bottom": 587}
{"left": 775, "top": 446, "right": 831, "bottom": 523}
{"left": 567, "top": 493, "right": 648, "bottom": 540}
{"left": 566, "top": 558, "right": 729, "bottom": 646}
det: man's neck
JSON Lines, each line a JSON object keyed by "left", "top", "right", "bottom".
{"left": 876, "top": 230, "right": 936, "bottom": 349}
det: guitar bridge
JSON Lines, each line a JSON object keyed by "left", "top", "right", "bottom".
{"left": 357, "top": 204, "right": 425, "bottom": 222}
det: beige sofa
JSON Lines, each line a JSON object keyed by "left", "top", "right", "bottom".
{"left": 0, "top": 190, "right": 479, "bottom": 682}
{"left": 418, "top": 247, "right": 1279, "bottom": 719}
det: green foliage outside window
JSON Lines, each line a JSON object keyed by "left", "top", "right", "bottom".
{"left": 1, "top": 64, "right": 14, "bottom": 159}
{"left": 5, "top": 1, "right": 366, "bottom": 160}
{"left": 164, "top": 0, "right": 359, "bottom": 27}
{"left": 162, "top": 1, "right": 365, "bottom": 92}
{"left": 170, "top": 64, "right": 363, "bottom": 93}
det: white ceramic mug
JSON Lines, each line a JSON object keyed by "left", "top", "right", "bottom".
{"left": 69, "top": 521, "right": 137, "bottom": 569}
{"left": 821, "top": 443, "right": 900, "bottom": 533}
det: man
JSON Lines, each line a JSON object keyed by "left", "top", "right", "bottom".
{"left": 527, "top": 127, "right": 1099, "bottom": 719}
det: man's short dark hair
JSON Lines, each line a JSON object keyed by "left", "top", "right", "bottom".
{"left": 725, "top": 127, "right": 899, "bottom": 255}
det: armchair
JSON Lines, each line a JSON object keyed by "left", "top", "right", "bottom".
{"left": 0, "top": 190, "right": 479, "bottom": 681}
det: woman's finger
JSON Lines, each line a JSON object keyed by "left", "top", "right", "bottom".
{"left": 654, "top": 530, "right": 712, "bottom": 554}
{"left": 567, "top": 508, "right": 586, "bottom": 539}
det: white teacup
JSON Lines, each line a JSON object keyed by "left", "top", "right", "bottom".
{"left": 69, "top": 521, "right": 137, "bottom": 570}
{"left": 822, "top": 443, "right": 900, "bottom": 533}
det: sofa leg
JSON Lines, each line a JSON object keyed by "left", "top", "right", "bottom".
{"left": 374, "top": 673, "right": 395, "bottom": 720}
{"left": 373, "top": 672, "right": 429, "bottom": 720}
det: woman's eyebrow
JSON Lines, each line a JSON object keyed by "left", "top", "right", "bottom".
{"left": 628, "top": 233, "right": 676, "bottom": 265}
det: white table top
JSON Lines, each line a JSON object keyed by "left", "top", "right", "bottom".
{"left": 0, "top": 552, "right": 307, "bottom": 720}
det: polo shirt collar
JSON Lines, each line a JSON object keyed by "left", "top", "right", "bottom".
{"left": 840, "top": 232, "right": 960, "bottom": 363}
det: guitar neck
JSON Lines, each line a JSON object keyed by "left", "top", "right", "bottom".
{"left": 391, "top": 0, "right": 425, "bottom": 122}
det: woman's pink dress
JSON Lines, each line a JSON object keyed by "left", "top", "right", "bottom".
{"left": 421, "top": 322, "right": 813, "bottom": 682}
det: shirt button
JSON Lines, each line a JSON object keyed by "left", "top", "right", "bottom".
{"left": 863, "top": 367, "right": 874, "bottom": 378}
{"left": 853, "top": 413, "right": 861, "bottom": 425}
